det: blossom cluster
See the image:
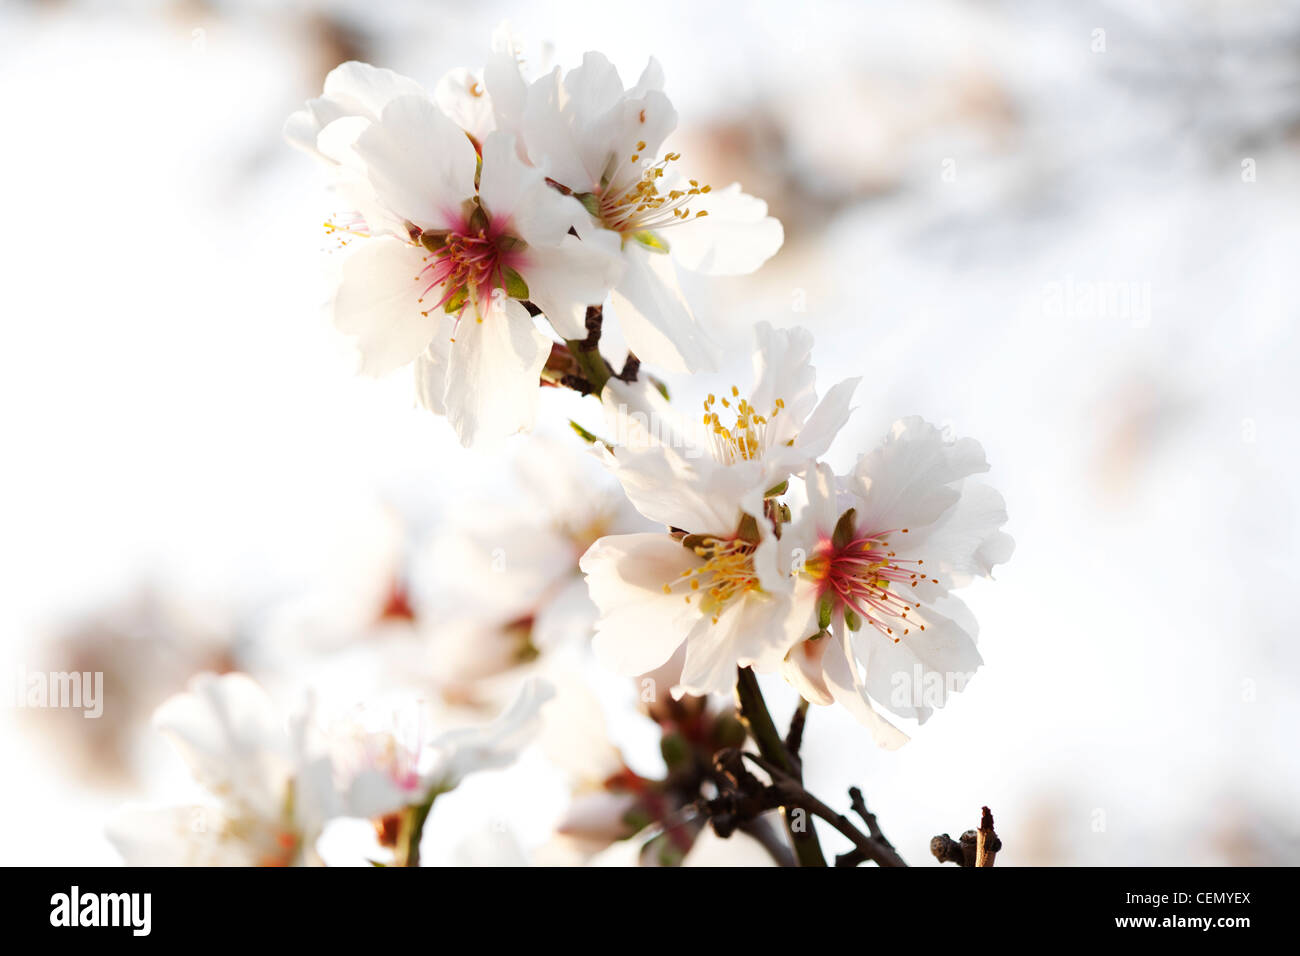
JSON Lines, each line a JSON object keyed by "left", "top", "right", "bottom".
{"left": 287, "top": 25, "right": 781, "bottom": 445}
{"left": 110, "top": 25, "right": 1012, "bottom": 867}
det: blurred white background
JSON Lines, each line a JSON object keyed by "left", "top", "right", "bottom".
{"left": 2, "top": 0, "right": 1297, "bottom": 865}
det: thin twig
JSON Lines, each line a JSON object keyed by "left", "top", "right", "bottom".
{"left": 742, "top": 752, "right": 907, "bottom": 868}
{"left": 976, "top": 805, "right": 1002, "bottom": 867}
{"left": 931, "top": 807, "right": 1002, "bottom": 866}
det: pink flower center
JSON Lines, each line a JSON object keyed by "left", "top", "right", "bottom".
{"left": 416, "top": 214, "right": 524, "bottom": 319}
{"left": 809, "top": 529, "right": 938, "bottom": 643}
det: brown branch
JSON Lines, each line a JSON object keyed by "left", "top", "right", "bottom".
{"left": 733, "top": 668, "right": 826, "bottom": 866}
{"left": 742, "top": 752, "right": 906, "bottom": 867}
{"left": 615, "top": 351, "right": 641, "bottom": 382}
{"left": 784, "top": 697, "right": 809, "bottom": 760}
{"left": 930, "top": 833, "right": 967, "bottom": 866}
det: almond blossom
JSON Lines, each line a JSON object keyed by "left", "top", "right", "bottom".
{"left": 779, "top": 419, "right": 1014, "bottom": 748}
{"left": 421, "top": 439, "right": 650, "bottom": 707}
{"left": 288, "top": 63, "right": 622, "bottom": 445}
{"left": 107, "top": 673, "right": 337, "bottom": 866}
{"left": 580, "top": 323, "right": 856, "bottom": 697}
{"left": 335, "top": 677, "right": 554, "bottom": 823}
{"left": 484, "top": 44, "right": 785, "bottom": 373}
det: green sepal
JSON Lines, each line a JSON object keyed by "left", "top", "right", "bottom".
{"left": 467, "top": 203, "right": 489, "bottom": 233}
{"left": 817, "top": 594, "right": 834, "bottom": 631}
{"left": 569, "top": 420, "right": 601, "bottom": 444}
{"left": 764, "top": 480, "right": 789, "bottom": 498}
{"left": 419, "top": 230, "right": 449, "bottom": 252}
{"left": 831, "top": 507, "right": 858, "bottom": 550}
{"left": 502, "top": 266, "right": 529, "bottom": 299}
{"left": 443, "top": 286, "right": 468, "bottom": 314}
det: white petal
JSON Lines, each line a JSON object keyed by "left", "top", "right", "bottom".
{"left": 333, "top": 238, "right": 436, "bottom": 376}
{"left": 316, "top": 117, "right": 408, "bottom": 238}
{"left": 521, "top": 67, "right": 597, "bottom": 192}
{"left": 910, "top": 480, "right": 1015, "bottom": 587}
{"left": 563, "top": 52, "right": 627, "bottom": 128}
{"left": 435, "top": 67, "right": 495, "bottom": 141}
{"left": 857, "top": 594, "right": 982, "bottom": 723}
{"left": 108, "top": 805, "right": 249, "bottom": 867}
{"left": 322, "top": 61, "right": 428, "bottom": 121}
{"left": 152, "top": 673, "right": 291, "bottom": 820}
{"left": 485, "top": 41, "right": 527, "bottom": 134}
{"left": 427, "top": 678, "right": 555, "bottom": 789}
{"left": 783, "top": 637, "right": 834, "bottom": 706}
{"left": 443, "top": 297, "right": 551, "bottom": 446}
{"left": 344, "top": 770, "right": 415, "bottom": 820}
{"left": 793, "top": 376, "right": 860, "bottom": 461}
{"left": 595, "top": 436, "right": 762, "bottom": 534}
{"left": 478, "top": 131, "right": 565, "bottom": 244}
{"left": 519, "top": 233, "right": 622, "bottom": 339}
{"left": 354, "top": 94, "right": 477, "bottom": 231}
{"left": 608, "top": 244, "right": 718, "bottom": 373}
{"left": 749, "top": 321, "right": 817, "bottom": 431}
{"left": 666, "top": 181, "right": 784, "bottom": 276}
{"left": 676, "top": 613, "right": 742, "bottom": 697}
{"left": 595, "top": 89, "right": 678, "bottom": 199}
{"left": 630, "top": 57, "right": 666, "bottom": 97}
{"left": 412, "top": 318, "right": 456, "bottom": 415}
{"left": 800, "top": 461, "right": 844, "bottom": 535}
{"left": 580, "top": 533, "right": 700, "bottom": 676}
{"left": 532, "top": 576, "right": 597, "bottom": 651}
{"left": 821, "top": 630, "right": 910, "bottom": 749}
{"left": 285, "top": 61, "right": 426, "bottom": 161}
{"left": 850, "top": 416, "right": 991, "bottom": 533}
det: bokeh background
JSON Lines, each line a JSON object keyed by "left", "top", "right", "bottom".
{"left": 2, "top": 0, "right": 1298, "bottom": 865}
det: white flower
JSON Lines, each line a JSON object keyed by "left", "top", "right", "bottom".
{"left": 580, "top": 324, "right": 854, "bottom": 697}
{"left": 482, "top": 43, "right": 784, "bottom": 372}
{"left": 779, "top": 418, "right": 1014, "bottom": 748}
{"left": 338, "top": 678, "right": 555, "bottom": 820}
{"left": 600, "top": 321, "right": 858, "bottom": 514}
{"left": 288, "top": 63, "right": 623, "bottom": 446}
{"left": 420, "top": 439, "right": 650, "bottom": 705}
{"left": 107, "top": 673, "right": 337, "bottom": 866}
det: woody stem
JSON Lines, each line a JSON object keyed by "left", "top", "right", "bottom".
{"left": 734, "top": 666, "right": 828, "bottom": 867}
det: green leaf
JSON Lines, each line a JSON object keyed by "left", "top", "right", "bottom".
{"left": 843, "top": 608, "right": 862, "bottom": 632}
{"left": 502, "top": 266, "right": 529, "bottom": 299}
{"left": 650, "top": 377, "right": 670, "bottom": 401}
{"left": 831, "top": 507, "right": 858, "bottom": 550}
{"left": 576, "top": 192, "right": 602, "bottom": 218}
{"left": 631, "top": 230, "right": 670, "bottom": 254}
